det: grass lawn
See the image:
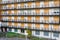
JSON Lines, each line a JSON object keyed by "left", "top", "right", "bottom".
{"left": 7, "top": 32, "right": 25, "bottom": 38}
{"left": 0, "top": 32, "right": 45, "bottom": 40}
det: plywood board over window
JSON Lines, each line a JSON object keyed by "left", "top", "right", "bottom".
{"left": 20, "top": 3, "right": 24, "bottom": 8}
{"left": 44, "top": 1, "right": 49, "bottom": 7}
{"left": 14, "top": 23, "right": 18, "bottom": 27}
{"left": 54, "top": 0, "right": 59, "bottom": 6}
{"left": 28, "top": 2, "right": 32, "bottom": 7}
{"left": 1, "top": 11, "right": 4, "bottom": 15}
{"left": 35, "top": 24, "right": 40, "bottom": 29}
{"left": 28, "top": 23, "right": 32, "bottom": 28}
{"left": 8, "top": 11, "right": 11, "bottom": 15}
{"left": 54, "top": 16, "right": 59, "bottom": 21}
{"left": 35, "top": 16, "right": 40, "bottom": 21}
{"left": 53, "top": 25, "right": 59, "bottom": 30}
{"left": 35, "top": 2, "right": 40, "bottom": 7}
{"left": 14, "top": 4, "right": 17, "bottom": 8}
{"left": 44, "top": 24, "right": 49, "bottom": 29}
{"left": 8, "top": 4, "right": 11, "bottom": 8}
{"left": 8, "top": 22, "right": 12, "bottom": 26}
{"left": 44, "top": 16, "right": 49, "bottom": 21}
{"left": 21, "top": 16, "right": 24, "bottom": 20}
{"left": 21, "top": 23, "right": 24, "bottom": 28}
{"left": 35, "top": 9, "right": 40, "bottom": 14}
{"left": 44, "top": 9, "right": 49, "bottom": 14}
{"left": 14, "top": 16, "right": 17, "bottom": 21}
{"left": 27, "top": 16, "right": 31, "bottom": 21}
{"left": 8, "top": 16, "right": 11, "bottom": 21}
{"left": 14, "top": 10, "right": 17, "bottom": 15}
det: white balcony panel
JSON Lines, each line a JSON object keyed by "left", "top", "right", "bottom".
{"left": 40, "top": 17, "right": 44, "bottom": 21}
{"left": 32, "top": 24, "right": 35, "bottom": 29}
{"left": 31, "top": 17, "right": 35, "bottom": 22}
{"left": 17, "top": 4, "right": 21, "bottom": 9}
{"left": 49, "top": 9, "right": 54, "bottom": 15}
{"left": 11, "top": 17, "right": 14, "bottom": 21}
{"left": 24, "top": 3, "right": 28, "bottom": 8}
{"left": 40, "top": 24, "right": 44, "bottom": 29}
{"left": 40, "top": 9, "right": 44, "bottom": 15}
{"left": 24, "top": 17, "right": 28, "bottom": 20}
{"left": 11, "top": 11, "right": 14, "bottom": 15}
{"left": 49, "top": 17, "right": 54, "bottom": 23}
{"left": 49, "top": 1, "right": 54, "bottom": 7}
{"left": 31, "top": 2, "right": 36, "bottom": 8}
{"left": 40, "top": 2, "right": 44, "bottom": 7}
{"left": 49, "top": 24, "right": 54, "bottom": 30}
{"left": 11, "top": 4, "right": 14, "bottom": 9}
{"left": 17, "top": 17, "right": 21, "bottom": 21}
{"left": 12, "top": 23, "right": 14, "bottom": 26}
{"left": 24, "top": 23, "right": 28, "bottom": 28}
{"left": 17, "top": 23, "right": 21, "bottom": 27}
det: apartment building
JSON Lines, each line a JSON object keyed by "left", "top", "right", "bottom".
{"left": 0, "top": 0, "right": 60, "bottom": 40}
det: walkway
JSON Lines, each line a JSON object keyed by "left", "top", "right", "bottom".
{"left": 0, "top": 38, "right": 30, "bottom": 40}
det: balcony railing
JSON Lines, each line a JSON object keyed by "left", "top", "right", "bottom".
{"left": 1, "top": 25, "right": 60, "bottom": 32}
{"left": 1, "top": 19, "right": 59, "bottom": 24}
{"left": 1, "top": 12, "right": 59, "bottom": 16}
{"left": 0, "top": 0, "right": 41, "bottom": 4}
{"left": 1, "top": 5, "right": 60, "bottom": 10}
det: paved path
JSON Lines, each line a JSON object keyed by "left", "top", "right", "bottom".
{"left": 0, "top": 38, "right": 30, "bottom": 40}
{"left": 0, "top": 38, "right": 56, "bottom": 40}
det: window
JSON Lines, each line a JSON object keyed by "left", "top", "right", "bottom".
{"left": 44, "top": 32, "right": 49, "bottom": 36}
{"left": 53, "top": 33, "right": 59, "bottom": 37}
{"left": 21, "top": 29, "right": 24, "bottom": 33}
{"left": 9, "top": 28, "right": 12, "bottom": 32}
{"left": 35, "top": 31, "right": 40, "bottom": 35}
{"left": 14, "top": 29, "right": 18, "bottom": 32}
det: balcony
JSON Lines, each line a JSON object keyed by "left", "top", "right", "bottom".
{"left": 1, "top": 24, "right": 60, "bottom": 33}
{"left": 1, "top": 5, "right": 59, "bottom": 11}
{"left": 0, "top": 0, "right": 36, "bottom": 4}
{"left": 1, "top": 19, "right": 59, "bottom": 24}
{"left": 32, "top": 27, "right": 60, "bottom": 32}
{"left": 1, "top": 12, "right": 59, "bottom": 16}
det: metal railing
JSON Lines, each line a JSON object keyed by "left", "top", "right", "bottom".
{"left": 0, "top": 0, "right": 35, "bottom": 4}
{"left": 1, "top": 12, "right": 59, "bottom": 16}
{"left": 1, "top": 25, "right": 60, "bottom": 32}
{"left": 1, "top": 19, "right": 59, "bottom": 24}
{"left": 1, "top": 5, "right": 59, "bottom": 10}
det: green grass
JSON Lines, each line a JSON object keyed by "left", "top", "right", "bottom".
{"left": 31, "top": 36, "right": 45, "bottom": 40}
{"left": 0, "top": 32, "right": 45, "bottom": 40}
{"left": 7, "top": 32, "right": 25, "bottom": 38}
